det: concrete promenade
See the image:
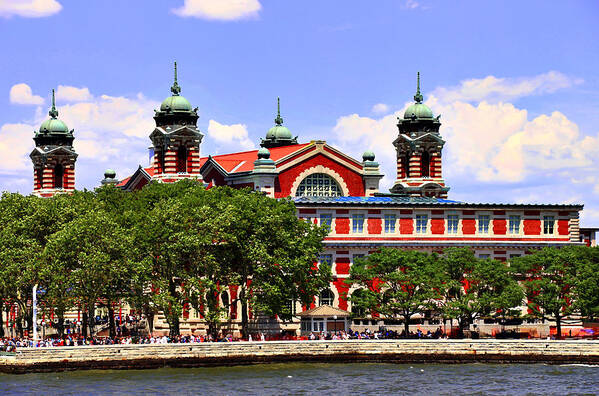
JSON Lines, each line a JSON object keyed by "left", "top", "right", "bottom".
{"left": 1, "top": 339, "right": 599, "bottom": 373}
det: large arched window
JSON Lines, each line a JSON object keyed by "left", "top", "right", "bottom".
{"left": 54, "top": 164, "right": 64, "bottom": 189}
{"left": 296, "top": 173, "right": 342, "bottom": 197}
{"left": 319, "top": 289, "right": 334, "bottom": 306}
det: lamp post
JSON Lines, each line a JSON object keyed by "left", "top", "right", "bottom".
{"left": 32, "top": 284, "right": 38, "bottom": 343}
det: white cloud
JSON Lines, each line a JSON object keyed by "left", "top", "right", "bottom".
{"left": 0, "top": 123, "right": 36, "bottom": 171}
{"left": 328, "top": 71, "right": 599, "bottom": 226}
{"left": 404, "top": 0, "right": 421, "bottom": 9}
{"left": 172, "top": 0, "right": 261, "bottom": 21}
{"left": 207, "top": 120, "right": 254, "bottom": 150}
{"left": 371, "top": 103, "right": 389, "bottom": 114}
{"left": 9, "top": 83, "right": 44, "bottom": 105}
{"left": 432, "top": 71, "right": 582, "bottom": 103}
{"left": 56, "top": 85, "right": 93, "bottom": 102}
{"left": 0, "top": 0, "right": 62, "bottom": 18}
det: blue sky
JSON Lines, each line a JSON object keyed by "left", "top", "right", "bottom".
{"left": 1, "top": 0, "right": 599, "bottom": 225}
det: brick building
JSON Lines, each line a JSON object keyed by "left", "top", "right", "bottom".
{"left": 32, "top": 67, "right": 596, "bottom": 335}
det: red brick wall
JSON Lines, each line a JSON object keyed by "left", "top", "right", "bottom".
{"left": 368, "top": 218, "right": 382, "bottom": 234}
{"left": 462, "top": 218, "right": 476, "bottom": 234}
{"left": 493, "top": 219, "right": 507, "bottom": 235}
{"left": 336, "top": 218, "right": 350, "bottom": 234}
{"left": 333, "top": 278, "right": 350, "bottom": 310}
{"left": 400, "top": 218, "right": 413, "bottom": 234}
{"left": 558, "top": 219, "right": 569, "bottom": 235}
{"left": 335, "top": 257, "right": 350, "bottom": 275}
{"left": 523, "top": 219, "right": 541, "bottom": 235}
{"left": 431, "top": 218, "right": 445, "bottom": 234}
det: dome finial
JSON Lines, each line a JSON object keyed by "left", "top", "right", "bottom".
{"left": 49, "top": 89, "right": 58, "bottom": 119}
{"left": 274, "top": 97, "right": 283, "bottom": 126}
{"left": 171, "top": 61, "right": 181, "bottom": 96}
{"left": 414, "top": 72, "right": 423, "bottom": 104}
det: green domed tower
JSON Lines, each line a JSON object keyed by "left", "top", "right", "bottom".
{"left": 391, "top": 73, "right": 449, "bottom": 198}
{"left": 30, "top": 89, "right": 78, "bottom": 197}
{"left": 260, "top": 98, "right": 298, "bottom": 148}
{"left": 149, "top": 62, "right": 203, "bottom": 183}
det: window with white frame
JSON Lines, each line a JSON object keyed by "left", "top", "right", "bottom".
{"left": 352, "top": 214, "right": 364, "bottom": 233}
{"left": 384, "top": 214, "right": 396, "bottom": 233}
{"left": 543, "top": 216, "right": 555, "bottom": 234}
{"left": 320, "top": 213, "right": 332, "bottom": 231}
{"left": 296, "top": 173, "right": 342, "bottom": 197}
{"left": 478, "top": 215, "right": 490, "bottom": 234}
{"left": 415, "top": 214, "right": 428, "bottom": 234}
{"left": 319, "top": 289, "right": 334, "bottom": 306}
{"left": 508, "top": 215, "right": 521, "bottom": 234}
{"left": 447, "top": 214, "right": 459, "bottom": 234}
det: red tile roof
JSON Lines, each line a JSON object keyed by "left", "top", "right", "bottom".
{"left": 116, "top": 166, "right": 154, "bottom": 187}
{"left": 201, "top": 143, "right": 311, "bottom": 174}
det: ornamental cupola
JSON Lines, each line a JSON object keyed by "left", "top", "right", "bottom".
{"left": 30, "top": 89, "right": 78, "bottom": 197}
{"left": 390, "top": 73, "right": 449, "bottom": 198}
{"left": 149, "top": 62, "right": 203, "bottom": 183}
{"left": 101, "top": 169, "right": 118, "bottom": 185}
{"left": 260, "top": 97, "right": 298, "bottom": 148}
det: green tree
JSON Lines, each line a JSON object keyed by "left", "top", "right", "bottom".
{"left": 442, "top": 247, "right": 523, "bottom": 337}
{"left": 573, "top": 247, "right": 599, "bottom": 321}
{"left": 348, "top": 248, "right": 446, "bottom": 335}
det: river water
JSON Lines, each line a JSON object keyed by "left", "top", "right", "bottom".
{"left": 1, "top": 363, "right": 598, "bottom": 395}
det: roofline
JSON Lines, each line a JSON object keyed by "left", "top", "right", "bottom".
{"left": 293, "top": 200, "right": 584, "bottom": 210}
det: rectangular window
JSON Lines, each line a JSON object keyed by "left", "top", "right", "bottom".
{"left": 478, "top": 215, "right": 490, "bottom": 234}
{"left": 509, "top": 215, "right": 521, "bottom": 234}
{"left": 320, "top": 213, "right": 332, "bottom": 231}
{"left": 415, "top": 215, "right": 428, "bottom": 234}
{"left": 352, "top": 214, "right": 364, "bottom": 233}
{"left": 543, "top": 216, "right": 555, "bottom": 234}
{"left": 479, "top": 254, "right": 490, "bottom": 259}
{"left": 447, "top": 215, "right": 459, "bottom": 234}
{"left": 384, "top": 214, "right": 396, "bottom": 233}
{"left": 319, "top": 254, "right": 333, "bottom": 267}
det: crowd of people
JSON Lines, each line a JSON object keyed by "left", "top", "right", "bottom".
{"left": 0, "top": 327, "right": 451, "bottom": 352}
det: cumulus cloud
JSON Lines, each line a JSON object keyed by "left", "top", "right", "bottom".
{"left": 9, "top": 83, "right": 44, "bottom": 105}
{"left": 0, "top": 0, "right": 62, "bottom": 18}
{"left": 404, "top": 0, "right": 421, "bottom": 9}
{"left": 329, "top": 71, "right": 599, "bottom": 225}
{"left": 432, "top": 71, "right": 582, "bottom": 103}
{"left": 172, "top": 0, "right": 261, "bottom": 21}
{"left": 56, "top": 85, "right": 93, "bottom": 102}
{"left": 0, "top": 123, "right": 37, "bottom": 172}
{"left": 371, "top": 103, "right": 389, "bottom": 114}
{"left": 207, "top": 120, "right": 254, "bottom": 151}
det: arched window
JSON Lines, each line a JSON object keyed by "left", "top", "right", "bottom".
{"left": 176, "top": 145, "right": 187, "bottom": 173}
{"left": 54, "top": 164, "right": 64, "bottom": 189}
{"left": 319, "top": 289, "right": 334, "bottom": 306}
{"left": 421, "top": 151, "right": 430, "bottom": 178}
{"left": 296, "top": 173, "right": 342, "bottom": 197}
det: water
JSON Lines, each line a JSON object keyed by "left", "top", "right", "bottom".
{"left": 1, "top": 363, "right": 598, "bottom": 395}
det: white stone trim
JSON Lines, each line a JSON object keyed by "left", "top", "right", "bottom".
{"left": 290, "top": 165, "right": 350, "bottom": 197}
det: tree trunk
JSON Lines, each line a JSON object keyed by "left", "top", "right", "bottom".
{"left": 403, "top": 313, "right": 410, "bottom": 336}
{"left": 55, "top": 312, "right": 65, "bottom": 337}
{"left": 108, "top": 304, "right": 116, "bottom": 339}
{"left": 555, "top": 313, "right": 562, "bottom": 340}
{"left": 168, "top": 314, "right": 180, "bottom": 337}
{"left": 240, "top": 286, "right": 249, "bottom": 339}
{"left": 82, "top": 311, "right": 88, "bottom": 338}
{"left": 87, "top": 306, "right": 95, "bottom": 336}
{"left": 0, "top": 301, "right": 4, "bottom": 338}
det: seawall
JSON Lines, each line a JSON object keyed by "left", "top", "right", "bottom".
{"left": 1, "top": 339, "right": 599, "bottom": 374}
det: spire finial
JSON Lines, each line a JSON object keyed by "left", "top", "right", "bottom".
{"left": 171, "top": 61, "right": 181, "bottom": 96}
{"left": 414, "top": 72, "right": 423, "bottom": 103}
{"left": 49, "top": 89, "right": 58, "bottom": 119}
{"left": 274, "top": 97, "right": 283, "bottom": 125}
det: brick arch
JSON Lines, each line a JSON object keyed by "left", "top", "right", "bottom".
{"left": 289, "top": 165, "right": 350, "bottom": 197}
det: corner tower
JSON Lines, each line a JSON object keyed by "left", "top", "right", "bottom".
{"left": 30, "top": 90, "right": 77, "bottom": 197}
{"left": 150, "top": 62, "right": 203, "bottom": 183}
{"left": 390, "top": 73, "right": 449, "bottom": 198}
